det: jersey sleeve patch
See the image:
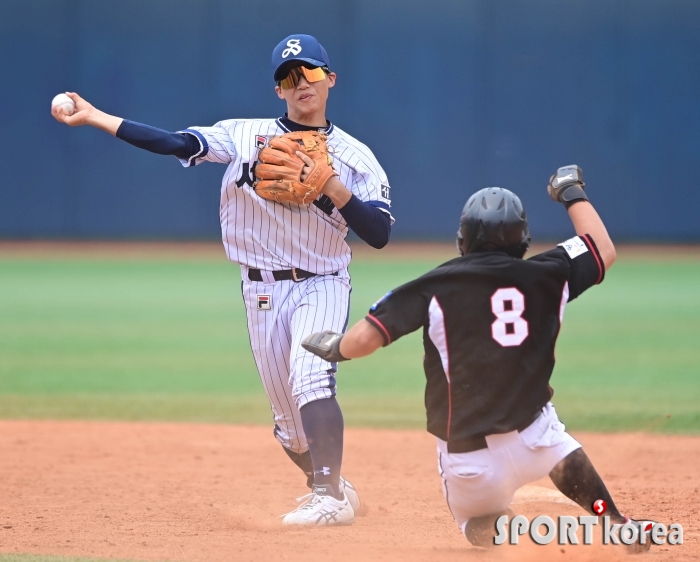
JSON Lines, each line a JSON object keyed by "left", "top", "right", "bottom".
{"left": 558, "top": 236, "right": 588, "bottom": 259}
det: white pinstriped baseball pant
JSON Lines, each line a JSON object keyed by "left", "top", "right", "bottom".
{"left": 240, "top": 266, "right": 351, "bottom": 453}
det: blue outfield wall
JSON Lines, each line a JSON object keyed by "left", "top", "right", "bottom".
{"left": 1, "top": 0, "right": 699, "bottom": 242}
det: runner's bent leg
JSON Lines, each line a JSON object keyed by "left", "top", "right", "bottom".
{"left": 549, "top": 448, "right": 625, "bottom": 523}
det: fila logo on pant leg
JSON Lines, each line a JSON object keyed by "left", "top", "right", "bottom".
{"left": 257, "top": 294, "right": 272, "bottom": 311}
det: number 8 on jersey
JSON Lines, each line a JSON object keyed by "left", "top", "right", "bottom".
{"left": 490, "top": 288, "right": 528, "bottom": 347}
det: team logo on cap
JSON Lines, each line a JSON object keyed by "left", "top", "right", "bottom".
{"left": 282, "top": 39, "right": 302, "bottom": 58}
{"left": 257, "top": 295, "right": 272, "bottom": 310}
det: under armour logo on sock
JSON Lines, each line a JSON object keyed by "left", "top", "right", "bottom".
{"left": 314, "top": 467, "right": 331, "bottom": 476}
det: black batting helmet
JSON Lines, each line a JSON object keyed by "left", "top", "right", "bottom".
{"left": 457, "top": 187, "right": 530, "bottom": 258}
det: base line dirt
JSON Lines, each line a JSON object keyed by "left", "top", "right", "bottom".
{"left": 0, "top": 422, "right": 697, "bottom": 561}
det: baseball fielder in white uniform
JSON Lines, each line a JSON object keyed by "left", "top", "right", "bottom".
{"left": 52, "top": 34, "right": 394, "bottom": 526}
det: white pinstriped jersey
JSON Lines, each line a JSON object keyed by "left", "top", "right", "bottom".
{"left": 178, "top": 118, "right": 393, "bottom": 272}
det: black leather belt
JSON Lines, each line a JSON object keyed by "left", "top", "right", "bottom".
{"left": 447, "top": 435, "right": 488, "bottom": 454}
{"left": 446, "top": 412, "right": 542, "bottom": 454}
{"left": 248, "top": 268, "right": 338, "bottom": 282}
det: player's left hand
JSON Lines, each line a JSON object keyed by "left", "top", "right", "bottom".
{"left": 302, "top": 331, "right": 349, "bottom": 362}
{"left": 547, "top": 165, "right": 589, "bottom": 209}
{"left": 254, "top": 130, "right": 337, "bottom": 204}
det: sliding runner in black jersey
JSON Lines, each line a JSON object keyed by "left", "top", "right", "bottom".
{"left": 301, "top": 166, "right": 653, "bottom": 552}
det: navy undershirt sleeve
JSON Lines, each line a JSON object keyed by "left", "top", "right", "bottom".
{"left": 116, "top": 120, "right": 200, "bottom": 160}
{"left": 337, "top": 194, "right": 391, "bottom": 249}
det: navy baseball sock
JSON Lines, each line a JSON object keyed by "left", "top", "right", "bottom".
{"left": 299, "top": 397, "right": 344, "bottom": 499}
{"left": 280, "top": 446, "right": 314, "bottom": 488}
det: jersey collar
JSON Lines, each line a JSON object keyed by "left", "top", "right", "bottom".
{"left": 276, "top": 115, "right": 334, "bottom": 135}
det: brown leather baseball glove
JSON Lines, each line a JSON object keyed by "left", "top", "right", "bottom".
{"left": 254, "top": 131, "right": 337, "bottom": 205}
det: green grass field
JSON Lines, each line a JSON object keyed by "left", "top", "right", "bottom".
{"left": 0, "top": 245, "right": 698, "bottom": 432}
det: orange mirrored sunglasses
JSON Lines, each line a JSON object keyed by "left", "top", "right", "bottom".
{"left": 278, "top": 66, "right": 327, "bottom": 89}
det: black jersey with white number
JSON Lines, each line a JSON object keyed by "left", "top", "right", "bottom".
{"left": 365, "top": 235, "right": 605, "bottom": 442}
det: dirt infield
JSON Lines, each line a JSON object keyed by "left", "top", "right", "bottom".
{"left": 0, "top": 422, "right": 697, "bottom": 561}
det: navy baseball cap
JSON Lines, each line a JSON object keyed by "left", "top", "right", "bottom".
{"left": 272, "top": 34, "right": 330, "bottom": 81}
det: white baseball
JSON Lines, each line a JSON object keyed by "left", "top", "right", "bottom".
{"left": 51, "top": 93, "right": 76, "bottom": 115}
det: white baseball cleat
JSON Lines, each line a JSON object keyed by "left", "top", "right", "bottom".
{"left": 282, "top": 486, "right": 355, "bottom": 526}
{"left": 340, "top": 476, "right": 367, "bottom": 517}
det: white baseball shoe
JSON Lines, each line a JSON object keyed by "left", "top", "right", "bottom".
{"left": 340, "top": 476, "right": 367, "bottom": 516}
{"left": 282, "top": 485, "right": 355, "bottom": 526}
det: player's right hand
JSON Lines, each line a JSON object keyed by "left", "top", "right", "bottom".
{"left": 51, "top": 92, "right": 94, "bottom": 127}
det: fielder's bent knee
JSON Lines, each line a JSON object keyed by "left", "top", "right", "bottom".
{"left": 272, "top": 423, "right": 308, "bottom": 453}
{"left": 295, "top": 388, "right": 336, "bottom": 409}
{"left": 274, "top": 437, "right": 307, "bottom": 454}
{"left": 293, "top": 373, "right": 337, "bottom": 409}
